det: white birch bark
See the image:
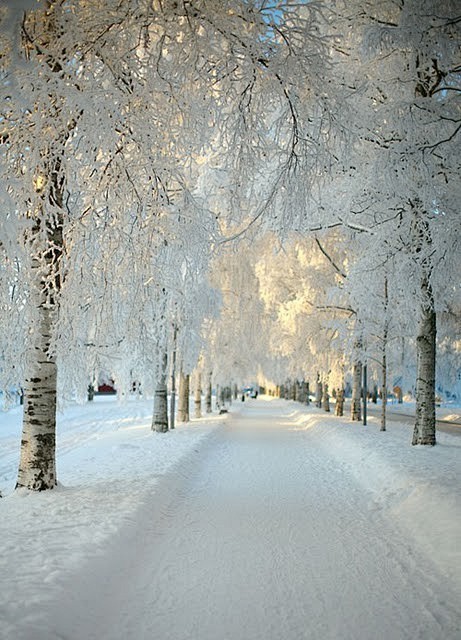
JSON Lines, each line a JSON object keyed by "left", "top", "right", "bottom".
{"left": 169, "top": 327, "right": 177, "bottom": 430}
{"left": 412, "top": 289, "right": 437, "bottom": 445}
{"left": 315, "top": 374, "right": 322, "bottom": 408}
{"left": 381, "top": 350, "right": 387, "bottom": 433}
{"left": 16, "top": 163, "right": 64, "bottom": 490}
{"left": 351, "top": 361, "right": 362, "bottom": 421}
{"left": 16, "top": 300, "right": 57, "bottom": 490}
{"left": 335, "top": 388, "right": 344, "bottom": 416}
{"left": 381, "top": 277, "right": 389, "bottom": 432}
{"left": 322, "top": 383, "right": 330, "bottom": 412}
{"left": 411, "top": 209, "right": 437, "bottom": 446}
{"left": 178, "top": 370, "right": 190, "bottom": 423}
{"left": 194, "top": 372, "right": 202, "bottom": 419}
{"left": 152, "top": 350, "right": 168, "bottom": 433}
{"left": 205, "top": 371, "right": 212, "bottom": 413}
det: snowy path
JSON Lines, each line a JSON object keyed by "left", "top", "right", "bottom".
{"left": 11, "top": 400, "right": 460, "bottom": 640}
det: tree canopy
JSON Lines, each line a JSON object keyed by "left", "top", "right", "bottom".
{"left": 0, "top": 0, "right": 460, "bottom": 489}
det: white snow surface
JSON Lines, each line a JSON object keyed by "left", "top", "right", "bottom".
{"left": 0, "top": 395, "right": 460, "bottom": 639}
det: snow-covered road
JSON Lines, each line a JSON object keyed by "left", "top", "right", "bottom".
{"left": 19, "top": 399, "right": 459, "bottom": 640}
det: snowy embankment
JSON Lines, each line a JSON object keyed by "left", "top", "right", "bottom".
{"left": 285, "top": 403, "right": 461, "bottom": 589}
{"left": 0, "top": 396, "right": 226, "bottom": 638}
{"left": 0, "top": 395, "right": 460, "bottom": 639}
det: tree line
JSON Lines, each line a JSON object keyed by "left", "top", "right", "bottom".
{"left": 0, "top": 0, "right": 459, "bottom": 492}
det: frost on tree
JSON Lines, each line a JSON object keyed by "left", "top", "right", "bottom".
{"left": 317, "top": 0, "right": 460, "bottom": 442}
{"left": 9, "top": 5, "right": 69, "bottom": 490}
{"left": 1, "top": 0, "right": 324, "bottom": 489}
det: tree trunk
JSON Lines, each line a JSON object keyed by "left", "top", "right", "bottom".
{"left": 297, "top": 380, "right": 305, "bottom": 404}
{"left": 411, "top": 207, "right": 437, "bottom": 446}
{"left": 178, "top": 370, "right": 190, "bottom": 423}
{"left": 169, "top": 326, "right": 177, "bottom": 430}
{"left": 381, "top": 352, "right": 387, "bottom": 432}
{"left": 152, "top": 349, "right": 168, "bottom": 433}
{"left": 362, "top": 363, "right": 367, "bottom": 426}
{"left": 412, "top": 304, "right": 437, "bottom": 445}
{"left": 322, "top": 383, "right": 330, "bottom": 412}
{"left": 380, "top": 276, "right": 389, "bottom": 431}
{"left": 16, "top": 302, "right": 58, "bottom": 491}
{"left": 335, "top": 388, "right": 344, "bottom": 416}
{"left": 351, "top": 361, "right": 362, "bottom": 421}
{"left": 371, "top": 386, "right": 378, "bottom": 403}
{"left": 315, "top": 375, "right": 322, "bottom": 409}
{"left": 194, "top": 372, "right": 202, "bottom": 419}
{"left": 205, "top": 371, "right": 212, "bottom": 413}
{"left": 16, "top": 157, "right": 64, "bottom": 490}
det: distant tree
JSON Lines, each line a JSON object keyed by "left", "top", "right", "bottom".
{"left": 177, "top": 369, "right": 190, "bottom": 423}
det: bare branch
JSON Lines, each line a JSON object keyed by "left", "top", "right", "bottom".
{"left": 314, "top": 237, "right": 347, "bottom": 279}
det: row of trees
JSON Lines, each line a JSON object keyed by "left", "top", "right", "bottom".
{"left": 198, "top": 0, "right": 461, "bottom": 443}
{"left": 0, "top": 0, "right": 459, "bottom": 491}
{"left": 1, "top": 0, "right": 328, "bottom": 490}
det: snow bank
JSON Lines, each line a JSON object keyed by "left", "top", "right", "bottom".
{"left": 0, "top": 396, "right": 225, "bottom": 637}
{"left": 286, "top": 401, "right": 461, "bottom": 592}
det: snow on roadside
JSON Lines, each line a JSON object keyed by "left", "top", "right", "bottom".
{"left": 286, "top": 400, "right": 461, "bottom": 594}
{"left": 0, "top": 396, "right": 225, "bottom": 635}
{"left": 1, "top": 394, "right": 460, "bottom": 635}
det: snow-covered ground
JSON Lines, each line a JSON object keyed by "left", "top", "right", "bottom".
{"left": 0, "top": 396, "right": 460, "bottom": 639}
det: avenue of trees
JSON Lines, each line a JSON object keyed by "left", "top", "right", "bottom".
{"left": 0, "top": 0, "right": 459, "bottom": 491}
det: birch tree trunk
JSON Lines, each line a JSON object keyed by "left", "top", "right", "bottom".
{"left": 178, "top": 370, "right": 190, "bottom": 423}
{"left": 16, "top": 299, "right": 58, "bottom": 490}
{"left": 298, "top": 380, "right": 306, "bottom": 404}
{"left": 381, "top": 276, "right": 389, "bottom": 432}
{"left": 205, "top": 371, "right": 212, "bottom": 413}
{"left": 16, "top": 167, "right": 64, "bottom": 490}
{"left": 169, "top": 327, "right": 177, "bottom": 430}
{"left": 351, "top": 361, "right": 362, "bottom": 421}
{"left": 411, "top": 207, "right": 437, "bottom": 446}
{"left": 194, "top": 372, "right": 202, "bottom": 419}
{"left": 381, "top": 350, "right": 387, "bottom": 432}
{"left": 314, "top": 374, "right": 321, "bottom": 408}
{"left": 412, "top": 286, "right": 437, "bottom": 445}
{"left": 152, "top": 349, "right": 168, "bottom": 433}
{"left": 322, "top": 383, "right": 330, "bottom": 412}
{"left": 335, "top": 388, "right": 344, "bottom": 416}
{"left": 362, "top": 363, "right": 367, "bottom": 426}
